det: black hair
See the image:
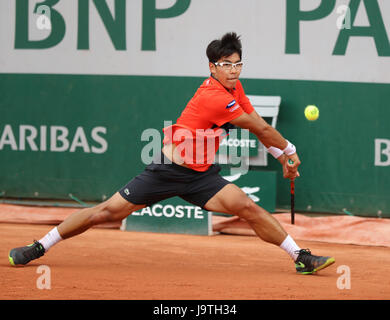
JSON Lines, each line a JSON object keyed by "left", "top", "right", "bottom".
{"left": 206, "top": 32, "right": 242, "bottom": 63}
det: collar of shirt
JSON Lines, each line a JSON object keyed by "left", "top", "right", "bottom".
{"left": 209, "top": 74, "right": 236, "bottom": 93}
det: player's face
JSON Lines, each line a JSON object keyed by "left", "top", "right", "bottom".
{"left": 209, "top": 52, "right": 242, "bottom": 90}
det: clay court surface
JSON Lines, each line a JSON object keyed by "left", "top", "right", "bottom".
{"left": 2, "top": 222, "right": 390, "bottom": 300}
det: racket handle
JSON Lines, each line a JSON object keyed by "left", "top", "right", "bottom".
{"left": 290, "top": 180, "right": 295, "bottom": 225}
{"left": 288, "top": 159, "right": 295, "bottom": 224}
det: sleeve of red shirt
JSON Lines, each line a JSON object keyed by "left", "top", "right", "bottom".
{"left": 235, "top": 80, "right": 255, "bottom": 114}
{"left": 200, "top": 89, "right": 244, "bottom": 127}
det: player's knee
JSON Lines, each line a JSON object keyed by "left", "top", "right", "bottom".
{"left": 89, "top": 203, "right": 122, "bottom": 225}
{"left": 87, "top": 206, "right": 106, "bottom": 226}
{"left": 236, "top": 199, "right": 265, "bottom": 222}
{"left": 234, "top": 197, "right": 257, "bottom": 216}
{"left": 89, "top": 195, "right": 138, "bottom": 225}
{"left": 101, "top": 205, "right": 128, "bottom": 223}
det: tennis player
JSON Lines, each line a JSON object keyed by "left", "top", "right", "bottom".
{"left": 9, "top": 32, "right": 335, "bottom": 274}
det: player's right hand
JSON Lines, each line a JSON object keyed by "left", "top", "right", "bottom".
{"left": 284, "top": 153, "right": 301, "bottom": 180}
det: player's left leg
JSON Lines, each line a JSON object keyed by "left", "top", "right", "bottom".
{"left": 204, "top": 184, "right": 335, "bottom": 274}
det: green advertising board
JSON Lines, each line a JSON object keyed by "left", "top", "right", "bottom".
{"left": 124, "top": 196, "right": 212, "bottom": 235}
{"left": 217, "top": 129, "right": 259, "bottom": 158}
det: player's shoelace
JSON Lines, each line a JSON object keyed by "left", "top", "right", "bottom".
{"left": 24, "top": 240, "right": 45, "bottom": 260}
{"left": 295, "top": 248, "right": 311, "bottom": 257}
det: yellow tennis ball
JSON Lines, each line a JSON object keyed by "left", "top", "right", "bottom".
{"left": 304, "top": 105, "right": 319, "bottom": 121}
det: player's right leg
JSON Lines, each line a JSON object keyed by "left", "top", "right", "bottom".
{"left": 57, "top": 192, "right": 145, "bottom": 239}
{"left": 8, "top": 192, "right": 145, "bottom": 266}
{"left": 204, "top": 184, "right": 335, "bottom": 274}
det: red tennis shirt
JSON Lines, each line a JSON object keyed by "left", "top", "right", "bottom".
{"left": 163, "top": 76, "right": 255, "bottom": 171}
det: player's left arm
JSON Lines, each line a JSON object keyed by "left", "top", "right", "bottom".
{"left": 229, "top": 111, "right": 300, "bottom": 178}
{"left": 248, "top": 110, "right": 294, "bottom": 177}
{"left": 229, "top": 111, "right": 284, "bottom": 149}
{"left": 234, "top": 82, "right": 300, "bottom": 177}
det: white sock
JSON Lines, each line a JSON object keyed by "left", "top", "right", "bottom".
{"left": 39, "top": 227, "right": 63, "bottom": 252}
{"left": 280, "top": 235, "right": 301, "bottom": 261}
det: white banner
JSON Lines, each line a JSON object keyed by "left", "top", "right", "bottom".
{"left": 0, "top": 0, "right": 389, "bottom": 83}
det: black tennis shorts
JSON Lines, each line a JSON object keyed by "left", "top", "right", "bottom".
{"left": 118, "top": 152, "right": 231, "bottom": 209}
